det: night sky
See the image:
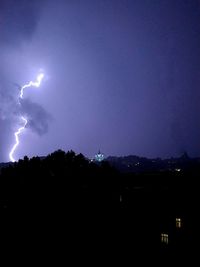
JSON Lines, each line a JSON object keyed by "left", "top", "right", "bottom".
{"left": 1, "top": 0, "right": 200, "bottom": 162}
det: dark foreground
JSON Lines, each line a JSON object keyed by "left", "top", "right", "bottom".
{"left": 0, "top": 150, "right": 199, "bottom": 264}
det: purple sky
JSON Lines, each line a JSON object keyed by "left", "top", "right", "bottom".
{"left": 1, "top": 0, "right": 200, "bottom": 162}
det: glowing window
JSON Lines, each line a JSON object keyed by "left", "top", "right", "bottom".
{"left": 161, "top": 233, "right": 168, "bottom": 244}
{"left": 176, "top": 218, "right": 182, "bottom": 228}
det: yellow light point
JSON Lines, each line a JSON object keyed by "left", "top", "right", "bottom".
{"left": 176, "top": 218, "right": 182, "bottom": 228}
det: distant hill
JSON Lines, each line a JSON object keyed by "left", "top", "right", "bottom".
{"left": 1, "top": 152, "right": 200, "bottom": 174}
{"left": 106, "top": 154, "right": 200, "bottom": 173}
{"left": 0, "top": 162, "right": 13, "bottom": 170}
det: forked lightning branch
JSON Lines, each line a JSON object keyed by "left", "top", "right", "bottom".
{"left": 9, "top": 73, "right": 44, "bottom": 162}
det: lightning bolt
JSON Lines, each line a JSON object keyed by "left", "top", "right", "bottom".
{"left": 9, "top": 72, "right": 44, "bottom": 162}
{"left": 20, "top": 73, "right": 44, "bottom": 99}
{"left": 9, "top": 117, "right": 28, "bottom": 162}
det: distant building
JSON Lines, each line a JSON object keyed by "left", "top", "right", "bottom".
{"left": 94, "top": 150, "right": 104, "bottom": 162}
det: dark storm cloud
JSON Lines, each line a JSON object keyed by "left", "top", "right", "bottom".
{"left": 0, "top": 0, "right": 48, "bottom": 161}
{"left": 0, "top": 0, "right": 45, "bottom": 46}
{"left": 0, "top": 119, "right": 13, "bottom": 160}
{"left": 21, "top": 99, "right": 52, "bottom": 135}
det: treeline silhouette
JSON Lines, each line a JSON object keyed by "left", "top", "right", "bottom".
{"left": 0, "top": 149, "right": 117, "bottom": 213}
{"left": 0, "top": 150, "right": 118, "bottom": 260}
